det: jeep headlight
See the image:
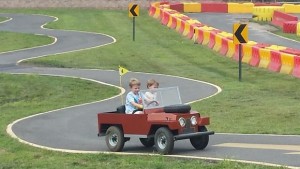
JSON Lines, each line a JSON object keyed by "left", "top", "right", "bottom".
{"left": 190, "top": 116, "right": 197, "bottom": 126}
{"left": 178, "top": 117, "right": 186, "bottom": 127}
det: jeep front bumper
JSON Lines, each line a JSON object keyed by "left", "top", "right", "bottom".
{"left": 174, "top": 131, "right": 215, "bottom": 141}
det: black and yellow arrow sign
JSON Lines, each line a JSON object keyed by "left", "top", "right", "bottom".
{"left": 129, "top": 3, "right": 139, "bottom": 17}
{"left": 233, "top": 23, "right": 248, "bottom": 44}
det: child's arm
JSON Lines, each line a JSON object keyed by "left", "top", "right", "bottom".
{"left": 131, "top": 101, "right": 143, "bottom": 109}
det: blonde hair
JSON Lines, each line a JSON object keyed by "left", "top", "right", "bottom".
{"left": 129, "top": 78, "right": 141, "bottom": 88}
{"left": 147, "top": 79, "right": 159, "bottom": 88}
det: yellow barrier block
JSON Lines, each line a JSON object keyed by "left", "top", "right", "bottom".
{"left": 242, "top": 41, "right": 257, "bottom": 64}
{"left": 266, "top": 45, "right": 287, "bottom": 51}
{"left": 283, "top": 4, "right": 300, "bottom": 13}
{"left": 226, "top": 40, "right": 235, "bottom": 58}
{"left": 213, "top": 34, "right": 222, "bottom": 52}
{"left": 183, "top": 2, "right": 201, "bottom": 13}
{"left": 258, "top": 48, "right": 271, "bottom": 68}
{"left": 160, "top": 4, "right": 170, "bottom": 9}
{"left": 228, "top": 3, "right": 254, "bottom": 13}
{"left": 253, "top": 6, "right": 284, "bottom": 21}
{"left": 297, "top": 22, "right": 300, "bottom": 37}
{"left": 280, "top": 53, "right": 294, "bottom": 74}
{"left": 182, "top": 22, "right": 191, "bottom": 36}
{"left": 202, "top": 30, "right": 211, "bottom": 45}
{"left": 153, "top": 7, "right": 161, "bottom": 19}
{"left": 175, "top": 18, "right": 182, "bottom": 32}
{"left": 218, "top": 32, "right": 233, "bottom": 38}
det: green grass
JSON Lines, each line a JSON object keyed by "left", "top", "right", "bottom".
{"left": 0, "top": 31, "right": 53, "bottom": 52}
{"left": 7, "top": 8, "right": 299, "bottom": 135}
{"left": 0, "top": 74, "right": 280, "bottom": 169}
{"left": 272, "top": 30, "right": 300, "bottom": 42}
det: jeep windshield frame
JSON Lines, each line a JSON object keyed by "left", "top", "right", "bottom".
{"left": 140, "top": 86, "right": 182, "bottom": 110}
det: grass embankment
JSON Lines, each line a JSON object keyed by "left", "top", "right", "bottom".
{"left": 0, "top": 8, "right": 293, "bottom": 169}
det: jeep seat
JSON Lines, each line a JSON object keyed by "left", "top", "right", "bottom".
{"left": 116, "top": 105, "right": 126, "bottom": 113}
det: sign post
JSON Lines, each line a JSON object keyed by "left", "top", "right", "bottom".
{"left": 233, "top": 23, "right": 248, "bottom": 82}
{"left": 128, "top": 3, "right": 139, "bottom": 41}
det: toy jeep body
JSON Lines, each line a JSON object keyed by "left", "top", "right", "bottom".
{"left": 97, "top": 87, "right": 214, "bottom": 154}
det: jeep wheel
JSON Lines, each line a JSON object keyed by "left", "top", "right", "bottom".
{"left": 105, "top": 126, "right": 125, "bottom": 152}
{"left": 190, "top": 126, "right": 209, "bottom": 150}
{"left": 139, "top": 138, "right": 155, "bottom": 147}
{"left": 154, "top": 127, "right": 174, "bottom": 154}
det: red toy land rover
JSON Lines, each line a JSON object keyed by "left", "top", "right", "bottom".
{"left": 97, "top": 87, "right": 214, "bottom": 155}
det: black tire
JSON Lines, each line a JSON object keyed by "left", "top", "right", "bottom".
{"left": 105, "top": 126, "right": 125, "bottom": 152}
{"left": 139, "top": 138, "right": 155, "bottom": 147}
{"left": 164, "top": 104, "right": 191, "bottom": 113}
{"left": 190, "top": 126, "right": 209, "bottom": 150}
{"left": 154, "top": 127, "right": 174, "bottom": 155}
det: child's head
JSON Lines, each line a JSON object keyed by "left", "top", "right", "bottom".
{"left": 129, "top": 78, "right": 141, "bottom": 94}
{"left": 147, "top": 79, "right": 159, "bottom": 89}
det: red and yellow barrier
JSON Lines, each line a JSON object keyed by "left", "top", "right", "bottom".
{"left": 149, "top": 1, "right": 300, "bottom": 78}
{"left": 183, "top": 2, "right": 201, "bottom": 13}
{"left": 283, "top": 4, "right": 300, "bottom": 13}
{"left": 268, "top": 51, "right": 282, "bottom": 72}
{"left": 253, "top": 6, "right": 284, "bottom": 21}
{"left": 258, "top": 48, "right": 271, "bottom": 68}
{"left": 201, "top": 2, "right": 228, "bottom": 13}
{"left": 292, "top": 56, "right": 300, "bottom": 78}
{"left": 228, "top": 3, "right": 254, "bottom": 13}
{"left": 280, "top": 53, "right": 295, "bottom": 74}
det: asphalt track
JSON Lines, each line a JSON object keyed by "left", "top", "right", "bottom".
{"left": 1, "top": 13, "right": 300, "bottom": 168}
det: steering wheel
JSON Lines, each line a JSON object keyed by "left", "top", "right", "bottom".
{"left": 146, "top": 100, "right": 159, "bottom": 107}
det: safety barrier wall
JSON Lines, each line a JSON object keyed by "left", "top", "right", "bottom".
{"left": 283, "top": 21, "right": 298, "bottom": 34}
{"left": 293, "top": 56, "right": 300, "bottom": 78}
{"left": 272, "top": 10, "right": 298, "bottom": 28}
{"left": 183, "top": 2, "right": 201, "bottom": 13}
{"left": 283, "top": 4, "right": 300, "bottom": 13}
{"left": 228, "top": 3, "right": 254, "bottom": 13}
{"left": 149, "top": 2, "right": 300, "bottom": 78}
{"left": 201, "top": 2, "right": 227, "bottom": 13}
{"left": 253, "top": 6, "right": 284, "bottom": 22}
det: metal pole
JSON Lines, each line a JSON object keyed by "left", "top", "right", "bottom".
{"left": 133, "top": 17, "right": 135, "bottom": 41}
{"left": 239, "top": 44, "right": 242, "bottom": 82}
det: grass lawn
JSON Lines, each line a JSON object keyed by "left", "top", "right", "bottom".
{"left": 0, "top": 8, "right": 295, "bottom": 169}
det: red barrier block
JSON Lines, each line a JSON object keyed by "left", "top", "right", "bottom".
{"left": 208, "top": 32, "right": 217, "bottom": 49}
{"left": 161, "top": 11, "right": 170, "bottom": 25}
{"left": 149, "top": 5, "right": 156, "bottom": 16}
{"left": 169, "top": 2, "right": 184, "bottom": 12}
{"left": 250, "top": 46, "right": 260, "bottom": 67}
{"left": 201, "top": 2, "right": 228, "bottom": 13}
{"left": 280, "top": 48, "right": 300, "bottom": 55}
{"left": 283, "top": 21, "right": 298, "bottom": 33}
{"left": 219, "top": 37, "right": 229, "bottom": 56}
{"left": 292, "top": 56, "right": 300, "bottom": 78}
{"left": 170, "top": 16, "right": 177, "bottom": 29}
{"left": 268, "top": 51, "right": 282, "bottom": 72}
{"left": 272, "top": 10, "right": 298, "bottom": 28}
{"left": 233, "top": 44, "right": 242, "bottom": 61}
{"left": 197, "top": 28, "right": 204, "bottom": 44}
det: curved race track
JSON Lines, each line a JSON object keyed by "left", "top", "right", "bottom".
{"left": 1, "top": 13, "right": 300, "bottom": 168}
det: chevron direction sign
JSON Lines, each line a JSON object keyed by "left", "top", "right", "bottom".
{"left": 128, "top": 3, "right": 139, "bottom": 17}
{"left": 233, "top": 23, "right": 248, "bottom": 44}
